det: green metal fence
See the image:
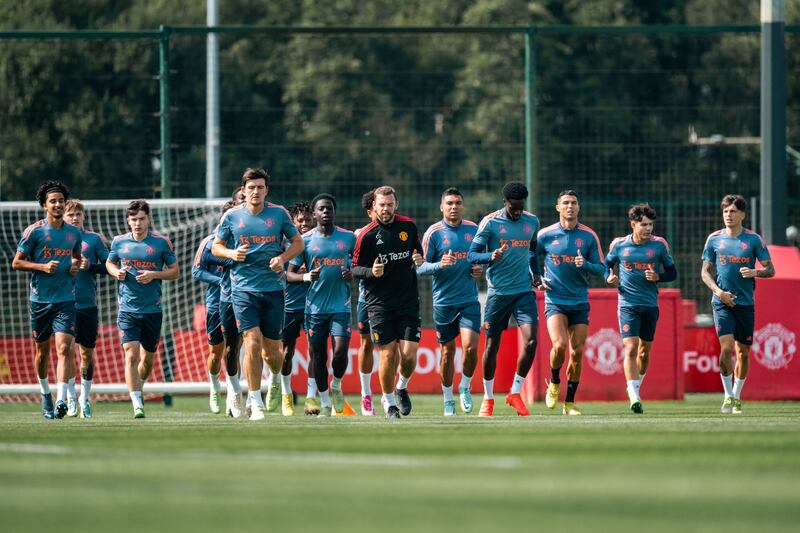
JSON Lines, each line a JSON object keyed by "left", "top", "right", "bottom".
{"left": 1, "top": 25, "right": 798, "bottom": 316}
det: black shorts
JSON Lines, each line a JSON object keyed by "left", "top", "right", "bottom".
{"left": 219, "top": 299, "right": 239, "bottom": 342}
{"left": 368, "top": 306, "right": 421, "bottom": 346}
{"left": 282, "top": 309, "right": 305, "bottom": 344}
{"left": 118, "top": 311, "right": 163, "bottom": 353}
{"left": 206, "top": 307, "right": 224, "bottom": 346}
{"left": 618, "top": 306, "right": 659, "bottom": 342}
{"left": 713, "top": 303, "right": 755, "bottom": 345}
{"left": 30, "top": 301, "right": 76, "bottom": 343}
{"left": 75, "top": 306, "right": 99, "bottom": 348}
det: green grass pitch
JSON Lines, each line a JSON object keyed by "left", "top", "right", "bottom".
{"left": 1, "top": 394, "right": 798, "bottom": 533}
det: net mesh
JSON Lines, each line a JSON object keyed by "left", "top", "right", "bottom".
{"left": 0, "top": 199, "right": 224, "bottom": 399}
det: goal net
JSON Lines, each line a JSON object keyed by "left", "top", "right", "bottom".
{"left": 0, "top": 198, "right": 233, "bottom": 400}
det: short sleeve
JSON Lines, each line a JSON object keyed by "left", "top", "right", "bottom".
{"left": 107, "top": 238, "right": 120, "bottom": 264}
{"left": 281, "top": 210, "right": 298, "bottom": 239}
{"left": 162, "top": 238, "right": 177, "bottom": 266}
{"left": 17, "top": 228, "right": 37, "bottom": 257}
{"left": 97, "top": 236, "right": 110, "bottom": 263}
{"left": 754, "top": 234, "right": 771, "bottom": 263}
{"left": 216, "top": 214, "right": 232, "bottom": 242}
{"left": 701, "top": 236, "right": 716, "bottom": 263}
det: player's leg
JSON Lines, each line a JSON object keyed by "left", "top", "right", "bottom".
{"left": 545, "top": 309, "right": 569, "bottom": 409}
{"left": 435, "top": 305, "right": 459, "bottom": 416}
{"left": 242, "top": 327, "right": 266, "bottom": 419}
{"left": 51, "top": 302, "right": 76, "bottom": 418}
{"left": 563, "top": 320, "right": 588, "bottom": 415}
{"left": 75, "top": 306, "right": 98, "bottom": 418}
{"left": 220, "top": 300, "right": 243, "bottom": 417}
{"left": 356, "top": 300, "right": 375, "bottom": 415}
{"left": 394, "top": 308, "right": 420, "bottom": 417}
{"left": 506, "top": 293, "right": 538, "bottom": 416}
{"left": 712, "top": 302, "right": 737, "bottom": 413}
{"left": 458, "top": 326, "right": 479, "bottom": 414}
{"left": 619, "top": 307, "right": 643, "bottom": 413}
{"left": 280, "top": 311, "right": 303, "bottom": 416}
{"left": 479, "top": 295, "right": 513, "bottom": 417}
{"left": 34, "top": 338, "right": 54, "bottom": 418}
{"left": 377, "top": 339, "right": 400, "bottom": 419}
{"left": 635, "top": 306, "right": 658, "bottom": 391}
{"left": 207, "top": 341, "right": 225, "bottom": 414}
{"left": 308, "top": 332, "right": 331, "bottom": 417}
{"left": 730, "top": 306, "right": 754, "bottom": 413}
{"left": 123, "top": 340, "right": 145, "bottom": 418}
{"left": 329, "top": 313, "right": 352, "bottom": 415}
{"left": 259, "top": 291, "right": 285, "bottom": 415}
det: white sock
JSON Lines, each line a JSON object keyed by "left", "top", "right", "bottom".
{"left": 721, "top": 374, "right": 734, "bottom": 397}
{"left": 57, "top": 382, "right": 67, "bottom": 403}
{"left": 359, "top": 371, "right": 372, "bottom": 397}
{"left": 269, "top": 371, "right": 280, "bottom": 385}
{"left": 397, "top": 374, "right": 410, "bottom": 390}
{"left": 67, "top": 378, "right": 77, "bottom": 401}
{"left": 319, "top": 389, "right": 331, "bottom": 408}
{"left": 483, "top": 378, "right": 494, "bottom": 400}
{"left": 638, "top": 373, "right": 646, "bottom": 387}
{"left": 38, "top": 377, "right": 50, "bottom": 395}
{"left": 226, "top": 372, "right": 241, "bottom": 394}
{"left": 209, "top": 372, "right": 221, "bottom": 392}
{"left": 382, "top": 392, "right": 396, "bottom": 409}
{"left": 459, "top": 373, "right": 473, "bottom": 391}
{"left": 442, "top": 384, "right": 454, "bottom": 402}
{"left": 129, "top": 391, "right": 144, "bottom": 409}
{"left": 248, "top": 390, "right": 264, "bottom": 409}
{"left": 626, "top": 380, "right": 641, "bottom": 403}
{"left": 331, "top": 376, "right": 342, "bottom": 390}
{"left": 510, "top": 373, "right": 525, "bottom": 394}
{"left": 733, "top": 378, "right": 746, "bottom": 400}
{"left": 281, "top": 374, "right": 292, "bottom": 395}
{"left": 307, "top": 377, "right": 318, "bottom": 398}
{"left": 80, "top": 379, "right": 92, "bottom": 403}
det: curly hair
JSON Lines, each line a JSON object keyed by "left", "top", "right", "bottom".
{"left": 35, "top": 180, "right": 70, "bottom": 207}
{"left": 628, "top": 203, "right": 657, "bottom": 222}
{"left": 288, "top": 201, "right": 312, "bottom": 221}
{"left": 502, "top": 182, "right": 528, "bottom": 201}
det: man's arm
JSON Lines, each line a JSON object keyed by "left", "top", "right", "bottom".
{"left": 192, "top": 264, "right": 222, "bottom": 285}
{"left": 701, "top": 260, "right": 735, "bottom": 307}
{"left": 467, "top": 240, "right": 492, "bottom": 265}
{"left": 150, "top": 262, "right": 181, "bottom": 281}
{"left": 12, "top": 251, "right": 53, "bottom": 273}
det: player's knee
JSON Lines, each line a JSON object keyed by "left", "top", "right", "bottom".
{"left": 551, "top": 340, "right": 568, "bottom": 357}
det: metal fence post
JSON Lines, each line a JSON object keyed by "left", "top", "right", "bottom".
{"left": 159, "top": 25, "right": 172, "bottom": 199}
{"left": 524, "top": 28, "right": 537, "bottom": 213}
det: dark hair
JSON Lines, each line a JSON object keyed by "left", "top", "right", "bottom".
{"left": 221, "top": 200, "right": 235, "bottom": 215}
{"left": 441, "top": 187, "right": 463, "bottom": 202}
{"left": 311, "top": 193, "right": 337, "bottom": 211}
{"left": 721, "top": 194, "right": 747, "bottom": 212}
{"left": 231, "top": 187, "right": 244, "bottom": 203}
{"left": 628, "top": 203, "right": 657, "bottom": 222}
{"left": 361, "top": 190, "right": 375, "bottom": 211}
{"left": 556, "top": 190, "right": 578, "bottom": 202}
{"left": 36, "top": 180, "right": 70, "bottom": 207}
{"left": 289, "top": 201, "right": 312, "bottom": 220}
{"left": 502, "top": 182, "right": 528, "bottom": 201}
{"left": 126, "top": 199, "right": 150, "bottom": 218}
{"left": 241, "top": 167, "right": 270, "bottom": 187}
{"left": 374, "top": 185, "right": 397, "bottom": 201}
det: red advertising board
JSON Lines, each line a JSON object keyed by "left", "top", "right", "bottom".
{"left": 523, "top": 288, "right": 684, "bottom": 403}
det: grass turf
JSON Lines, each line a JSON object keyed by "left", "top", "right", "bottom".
{"left": 1, "top": 393, "right": 798, "bottom": 533}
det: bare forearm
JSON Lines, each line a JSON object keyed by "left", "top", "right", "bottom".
{"left": 212, "top": 242, "right": 233, "bottom": 260}
{"left": 701, "top": 265, "right": 721, "bottom": 295}
{"left": 12, "top": 258, "right": 45, "bottom": 273}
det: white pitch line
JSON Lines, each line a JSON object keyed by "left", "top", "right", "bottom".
{"left": 0, "top": 443, "right": 69, "bottom": 455}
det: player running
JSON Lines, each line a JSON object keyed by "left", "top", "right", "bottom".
{"left": 468, "top": 182, "right": 540, "bottom": 417}
{"left": 605, "top": 203, "right": 677, "bottom": 414}
{"left": 64, "top": 199, "right": 109, "bottom": 418}
{"left": 13, "top": 180, "right": 82, "bottom": 419}
{"left": 212, "top": 168, "right": 303, "bottom": 421}
{"left": 701, "top": 194, "right": 774, "bottom": 414}
{"left": 288, "top": 194, "right": 356, "bottom": 417}
{"left": 418, "top": 187, "right": 482, "bottom": 416}
{"left": 351, "top": 186, "right": 424, "bottom": 419}
{"left": 354, "top": 189, "right": 378, "bottom": 416}
{"left": 536, "top": 190, "right": 606, "bottom": 415}
{"left": 281, "top": 202, "right": 316, "bottom": 416}
{"left": 106, "top": 200, "right": 180, "bottom": 419}
{"left": 192, "top": 201, "right": 238, "bottom": 415}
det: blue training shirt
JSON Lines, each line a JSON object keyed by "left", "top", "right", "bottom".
{"left": 192, "top": 231, "right": 230, "bottom": 312}
{"left": 17, "top": 219, "right": 82, "bottom": 303}
{"left": 291, "top": 226, "right": 356, "bottom": 315}
{"left": 606, "top": 234, "right": 674, "bottom": 308}
{"left": 418, "top": 219, "right": 479, "bottom": 307}
{"left": 215, "top": 202, "right": 298, "bottom": 294}
{"left": 702, "top": 228, "right": 771, "bottom": 307}
{"left": 75, "top": 230, "right": 109, "bottom": 309}
{"left": 108, "top": 231, "right": 177, "bottom": 314}
{"left": 537, "top": 222, "right": 606, "bottom": 305}
{"left": 469, "top": 209, "right": 540, "bottom": 296}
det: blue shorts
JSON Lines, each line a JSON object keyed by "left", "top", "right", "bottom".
{"left": 545, "top": 302, "right": 590, "bottom": 326}
{"left": 219, "top": 299, "right": 239, "bottom": 342}
{"left": 483, "top": 291, "right": 538, "bottom": 337}
{"left": 618, "top": 306, "right": 659, "bottom": 342}
{"left": 30, "top": 301, "right": 76, "bottom": 343}
{"left": 75, "top": 306, "right": 99, "bottom": 348}
{"left": 282, "top": 309, "right": 305, "bottom": 344}
{"left": 306, "top": 312, "right": 352, "bottom": 343}
{"left": 118, "top": 311, "right": 163, "bottom": 353}
{"left": 433, "top": 301, "right": 481, "bottom": 344}
{"left": 356, "top": 300, "right": 370, "bottom": 335}
{"left": 206, "top": 307, "right": 223, "bottom": 346}
{"left": 232, "top": 290, "right": 284, "bottom": 340}
{"left": 713, "top": 303, "right": 755, "bottom": 345}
